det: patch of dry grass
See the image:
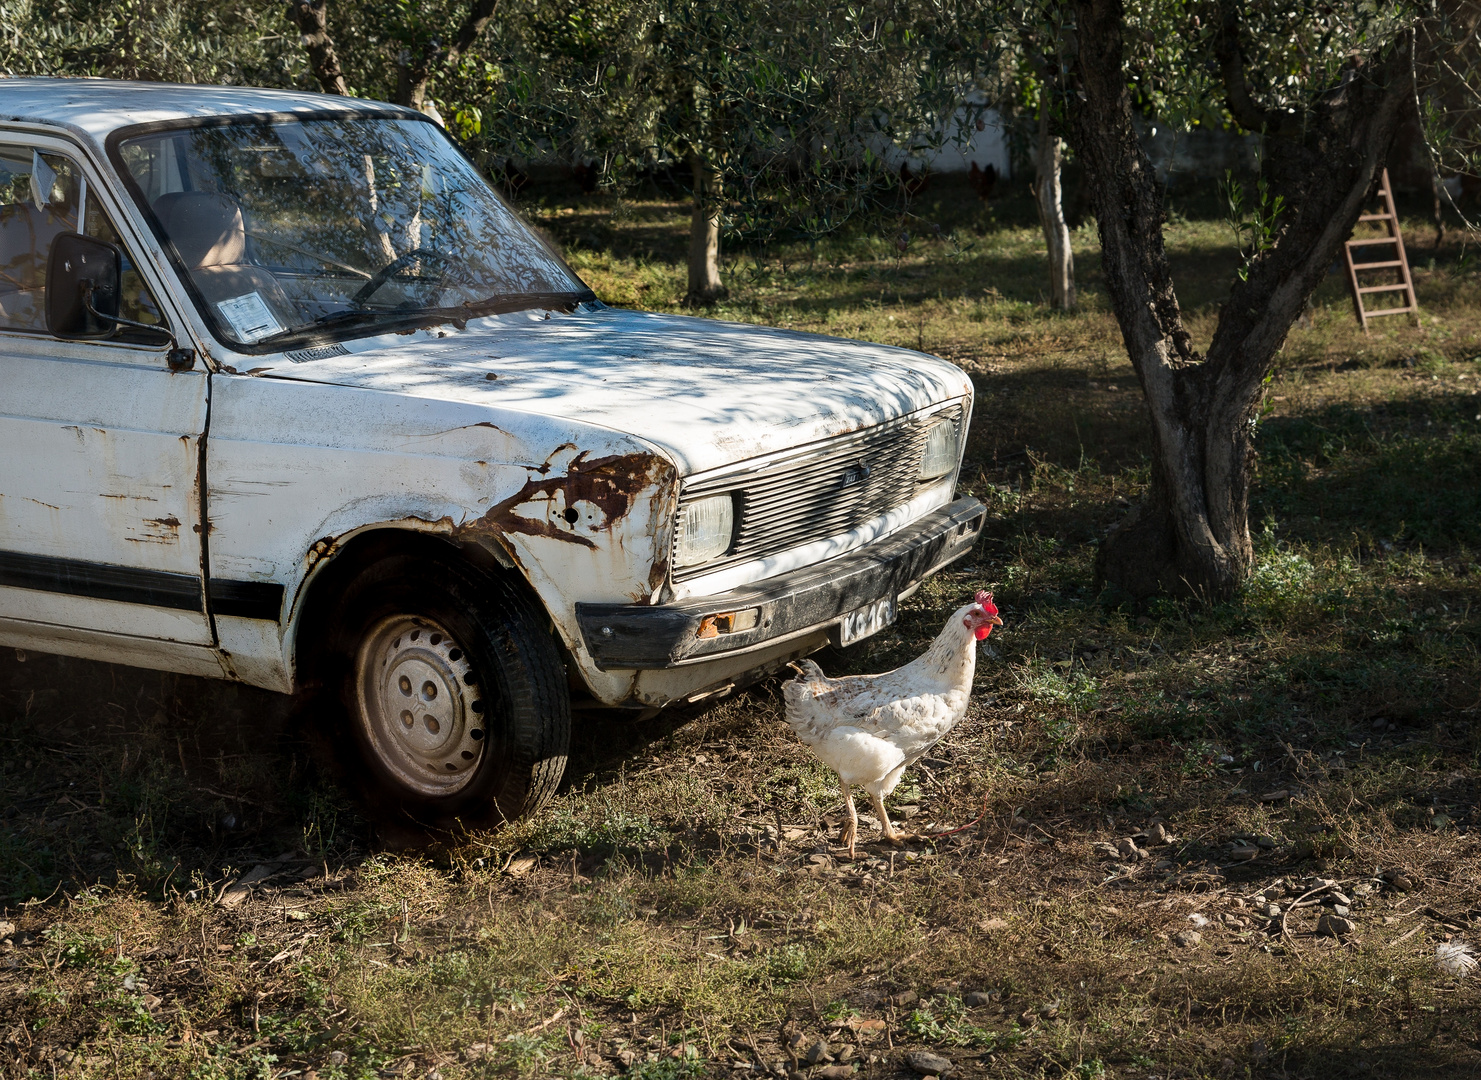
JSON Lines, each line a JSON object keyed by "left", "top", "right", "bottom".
{"left": 2, "top": 179, "right": 1480, "bottom": 1080}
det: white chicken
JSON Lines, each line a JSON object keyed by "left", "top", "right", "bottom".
{"left": 783, "top": 591, "right": 1002, "bottom": 856}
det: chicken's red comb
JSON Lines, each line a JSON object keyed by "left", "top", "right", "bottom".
{"left": 973, "top": 590, "right": 997, "bottom": 614}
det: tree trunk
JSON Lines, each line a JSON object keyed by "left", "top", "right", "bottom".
{"left": 1067, "top": 0, "right": 1413, "bottom": 600}
{"left": 685, "top": 153, "right": 726, "bottom": 304}
{"left": 286, "top": 0, "right": 348, "bottom": 96}
{"left": 1034, "top": 104, "right": 1076, "bottom": 311}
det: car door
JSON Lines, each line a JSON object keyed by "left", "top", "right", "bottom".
{"left": 0, "top": 133, "right": 217, "bottom": 669}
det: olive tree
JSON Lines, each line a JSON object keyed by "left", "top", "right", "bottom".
{"left": 1061, "top": 0, "right": 1473, "bottom": 600}
{"left": 470, "top": 0, "right": 1002, "bottom": 303}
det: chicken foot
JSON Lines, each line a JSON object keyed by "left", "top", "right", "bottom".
{"left": 838, "top": 780, "right": 859, "bottom": 859}
{"left": 868, "top": 789, "right": 916, "bottom": 848}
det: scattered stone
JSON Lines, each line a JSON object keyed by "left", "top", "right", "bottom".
{"left": 1149, "top": 821, "right": 1174, "bottom": 845}
{"left": 816, "top": 1067, "right": 856, "bottom": 1079}
{"left": 977, "top": 916, "right": 1010, "bottom": 933}
{"left": 1173, "top": 930, "right": 1202, "bottom": 948}
{"left": 1332, "top": 905, "right": 1351, "bottom": 918}
{"left": 1092, "top": 842, "right": 1120, "bottom": 859}
{"left": 836, "top": 1044, "right": 858, "bottom": 1062}
{"left": 802, "top": 1040, "right": 832, "bottom": 1066}
{"left": 1258, "top": 790, "right": 1290, "bottom": 801}
{"left": 1116, "top": 838, "right": 1147, "bottom": 861}
{"left": 327, "top": 1051, "right": 348, "bottom": 1067}
{"left": 617, "top": 1049, "right": 638, "bottom": 1067}
{"left": 904, "top": 1050, "right": 954, "bottom": 1076}
{"left": 286, "top": 909, "right": 310, "bottom": 922}
{"left": 1318, "top": 914, "right": 1356, "bottom": 938}
{"left": 887, "top": 990, "right": 918, "bottom": 1007}
{"left": 505, "top": 856, "right": 538, "bottom": 877}
{"left": 217, "top": 864, "right": 276, "bottom": 907}
{"left": 1228, "top": 845, "right": 1260, "bottom": 861}
{"left": 963, "top": 991, "right": 995, "bottom": 1007}
{"left": 1254, "top": 835, "right": 1277, "bottom": 849}
{"left": 1327, "top": 891, "right": 1352, "bottom": 906}
{"left": 1038, "top": 1002, "right": 1060, "bottom": 1020}
{"left": 1386, "top": 873, "right": 1416, "bottom": 892}
{"left": 0, "top": 920, "right": 14, "bottom": 938}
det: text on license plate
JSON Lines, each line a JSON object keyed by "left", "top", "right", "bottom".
{"left": 836, "top": 596, "right": 897, "bottom": 647}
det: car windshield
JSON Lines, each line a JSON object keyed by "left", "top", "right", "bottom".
{"left": 114, "top": 114, "right": 588, "bottom": 348}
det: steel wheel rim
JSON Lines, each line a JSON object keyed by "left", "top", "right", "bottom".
{"left": 354, "top": 614, "right": 488, "bottom": 797}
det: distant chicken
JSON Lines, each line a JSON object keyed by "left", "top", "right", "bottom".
{"left": 783, "top": 592, "right": 1002, "bottom": 856}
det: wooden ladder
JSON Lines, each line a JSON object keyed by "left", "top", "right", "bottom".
{"left": 1343, "top": 168, "right": 1418, "bottom": 331}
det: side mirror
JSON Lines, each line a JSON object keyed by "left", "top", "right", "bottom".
{"left": 46, "top": 232, "right": 122, "bottom": 339}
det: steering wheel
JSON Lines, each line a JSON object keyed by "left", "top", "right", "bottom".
{"left": 351, "top": 247, "right": 467, "bottom": 306}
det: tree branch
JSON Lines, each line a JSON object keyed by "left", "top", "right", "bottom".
{"left": 1214, "top": 3, "right": 1276, "bottom": 132}
{"left": 444, "top": 0, "right": 500, "bottom": 75}
{"left": 286, "top": 0, "right": 347, "bottom": 96}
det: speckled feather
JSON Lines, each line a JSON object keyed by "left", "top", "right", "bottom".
{"left": 782, "top": 601, "right": 983, "bottom": 797}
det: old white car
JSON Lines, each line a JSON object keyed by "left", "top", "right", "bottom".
{"left": 0, "top": 79, "right": 984, "bottom": 827}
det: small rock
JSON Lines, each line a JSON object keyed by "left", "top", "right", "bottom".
{"left": 1318, "top": 914, "right": 1356, "bottom": 938}
{"left": 1149, "top": 821, "right": 1174, "bottom": 845}
{"left": 1038, "top": 1002, "right": 1060, "bottom": 1020}
{"left": 1327, "top": 891, "right": 1352, "bottom": 906}
{"left": 1254, "top": 835, "right": 1276, "bottom": 849}
{"left": 904, "top": 1050, "right": 954, "bottom": 1076}
{"left": 963, "top": 990, "right": 995, "bottom": 1007}
{"left": 1116, "top": 838, "right": 1146, "bottom": 861}
{"left": 217, "top": 863, "right": 276, "bottom": 907}
{"left": 1387, "top": 873, "right": 1416, "bottom": 892}
{"left": 802, "top": 1040, "right": 832, "bottom": 1066}
{"left": 887, "top": 990, "right": 918, "bottom": 1007}
{"left": 618, "top": 1049, "right": 638, "bottom": 1067}
{"left": 836, "top": 1044, "right": 858, "bottom": 1062}
{"left": 286, "top": 909, "right": 310, "bottom": 922}
{"left": 327, "top": 1051, "right": 348, "bottom": 1067}
{"left": 1173, "top": 930, "right": 1202, "bottom": 948}
{"left": 816, "top": 1067, "right": 856, "bottom": 1079}
{"left": 0, "top": 920, "right": 14, "bottom": 938}
{"left": 1332, "top": 904, "right": 1351, "bottom": 917}
{"left": 1092, "top": 842, "right": 1120, "bottom": 859}
{"left": 1228, "top": 845, "right": 1260, "bottom": 861}
{"left": 1258, "top": 790, "right": 1290, "bottom": 802}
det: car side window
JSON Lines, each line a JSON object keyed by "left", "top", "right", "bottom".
{"left": 0, "top": 144, "right": 165, "bottom": 343}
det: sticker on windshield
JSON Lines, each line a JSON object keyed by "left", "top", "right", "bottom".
{"left": 217, "top": 292, "right": 283, "bottom": 343}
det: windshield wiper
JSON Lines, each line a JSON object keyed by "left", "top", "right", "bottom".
{"left": 257, "top": 289, "right": 599, "bottom": 348}
{"left": 460, "top": 290, "right": 597, "bottom": 319}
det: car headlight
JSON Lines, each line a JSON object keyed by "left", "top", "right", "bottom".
{"left": 675, "top": 494, "right": 735, "bottom": 568}
{"left": 918, "top": 416, "right": 960, "bottom": 481}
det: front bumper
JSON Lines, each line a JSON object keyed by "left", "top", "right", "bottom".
{"left": 575, "top": 497, "right": 986, "bottom": 670}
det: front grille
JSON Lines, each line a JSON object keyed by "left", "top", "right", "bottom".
{"left": 672, "top": 403, "right": 963, "bottom": 582}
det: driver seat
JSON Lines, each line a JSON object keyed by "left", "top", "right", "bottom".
{"left": 153, "top": 192, "right": 292, "bottom": 331}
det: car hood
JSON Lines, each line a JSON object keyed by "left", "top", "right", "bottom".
{"left": 254, "top": 304, "right": 971, "bottom": 476}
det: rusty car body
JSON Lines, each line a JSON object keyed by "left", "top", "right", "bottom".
{"left": 0, "top": 80, "right": 985, "bottom": 825}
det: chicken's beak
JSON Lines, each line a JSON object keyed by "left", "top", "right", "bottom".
{"left": 990, "top": 615, "right": 1003, "bottom": 627}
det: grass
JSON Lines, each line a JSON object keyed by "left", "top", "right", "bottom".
{"left": 2, "top": 175, "right": 1480, "bottom": 1079}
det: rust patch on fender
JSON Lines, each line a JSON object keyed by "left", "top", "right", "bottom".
{"left": 464, "top": 451, "right": 671, "bottom": 550}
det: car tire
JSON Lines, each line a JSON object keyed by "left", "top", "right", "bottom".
{"left": 322, "top": 550, "right": 569, "bottom": 831}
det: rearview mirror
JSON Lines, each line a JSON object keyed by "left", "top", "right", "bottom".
{"left": 46, "top": 232, "right": 121, "bottom": 339}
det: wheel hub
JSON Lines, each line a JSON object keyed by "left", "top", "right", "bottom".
{"left": 355, "top": 615, "right": 487, "bottom": 796}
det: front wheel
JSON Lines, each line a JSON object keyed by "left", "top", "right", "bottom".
{"left": 325, "top": 552, "right": 570, "bottom": 830}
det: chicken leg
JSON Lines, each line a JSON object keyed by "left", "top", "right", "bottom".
{"left": 839, "top": 780, "right": 859, "bottom": 858}
{"left": 867, "top": 789, "right": 904, "bottom": 847}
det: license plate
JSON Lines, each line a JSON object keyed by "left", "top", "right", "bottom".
{"left": 834, "top": 595, "right": 897, "bottom": 647}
